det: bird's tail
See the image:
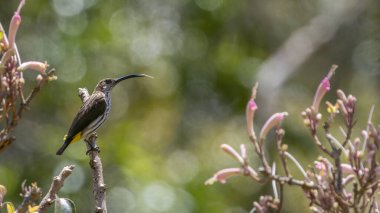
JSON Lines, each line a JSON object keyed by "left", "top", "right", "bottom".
{"left": 56, "top": 141, "right": 70, "bottom": 155}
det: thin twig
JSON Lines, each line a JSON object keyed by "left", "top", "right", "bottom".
{"left": 0, "top": 136, "right": 15, "bottom": 152}
{"left": 276, "top": 184, "right": 284, "bottom": 213}
{"left": 271, "top": 163, "right": 278, "bottom": 200}
{"left": 361, "top": 105, "right": 375, "bottom": 152}
{"left": 325, "top": 133, "right": 348, "bottom": 157}
{"left": 276, "top": 129, "right": 290, "bottom": 177}
{"left": 284, "top": 152, "right": 307, "bottom": 178}
{"left": 339, "top": 126, "right": 354, "bottom": 150}
{"left": 13, "top": 69, "right": 55, "bottom": 127}
{"left": 270, "top": 174, "right": 316, "bottom": 189}
{"left": 312, "top": 134, "right": 333, "bottom": 157}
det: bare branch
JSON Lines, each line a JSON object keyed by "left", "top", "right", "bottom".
{"left": 38, "top": 165, "right": 75, "bottom": 212}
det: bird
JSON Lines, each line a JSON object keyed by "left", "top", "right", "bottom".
{"left": 56, "top": 74, "right": 151, "bottom": 155}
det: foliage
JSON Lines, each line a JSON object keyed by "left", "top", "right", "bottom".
{"left": 0, "top": 0, "right": 56, "bottom": 153}
{"left": 208, "top": 65, "right": 380, "bottom": 212}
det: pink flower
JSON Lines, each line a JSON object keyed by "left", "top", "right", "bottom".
{"left": 340, "top": 164, "right": 354, "bottom": 174}
{"left": 18, "top": 61, "right": 49, "bottom": 74}
{"left": 246, "top": 83, "right": 258, "bottom": 138}
{"left": 7, "top": 0, "right": 25, "bottom": 49}
{"left": 311, "top": 65, "right": 338, "bottom": 112}
{"left": 8, "top": 13, "right": 21, "bottom": 49}
{"left": 314, "top": 161, "right": 326, "bottom": 171}
{"left": 205, "top": 168, "right": 242, "bottom": 185}
{"left": 220, "top": 144, "right": 244, "bottom": 165}
{"left": 314, "top": 161, "right": 326, "bottom": 177}
{"left": 259, "top": 112, "right": 288, "bottom": 140}
{"left": 246, "top": 98, "right": 258, "bottom": 137}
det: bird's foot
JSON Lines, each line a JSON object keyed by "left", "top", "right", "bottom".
{"left": 86, "top": 145, "right": 100, "bottom": 155}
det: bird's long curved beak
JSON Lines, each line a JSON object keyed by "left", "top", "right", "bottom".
{"left": 114, "top": 74, "right": 153, "bottom": 84}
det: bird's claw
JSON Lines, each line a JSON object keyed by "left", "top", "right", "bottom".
{"left": 86, "top": 145, "right": 100, "bottom": 155}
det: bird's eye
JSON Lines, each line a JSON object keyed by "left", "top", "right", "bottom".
{"left": 105, "top": 79, "right": 112, "bottom": 84}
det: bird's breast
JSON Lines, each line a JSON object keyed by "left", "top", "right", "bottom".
{"left": 82, "top": 94, "right": 111, "bottom": 138}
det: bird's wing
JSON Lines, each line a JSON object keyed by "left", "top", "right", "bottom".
{"left": 65, "top": 92, "right": 107, "bottom": 143}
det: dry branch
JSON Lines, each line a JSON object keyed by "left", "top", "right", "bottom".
{"left": 38, "top": 165, "right": 75, "bottom": 212}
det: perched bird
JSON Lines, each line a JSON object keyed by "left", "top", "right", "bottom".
{"left": 56, "top": 74, "right": 150, "bottom": 155}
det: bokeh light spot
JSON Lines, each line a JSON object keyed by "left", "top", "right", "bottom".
{"left": 166, "top": 150, "right": 199, "bottom": 184}
{"left": 194, "top": 0, "right": 224, "bottom": 11}
{"left": 57, "top": 14, "right": 88, "bottom": 36}
{"left": 141, "top": 181, "right": 175, "bottom": 212}
{"left": 237, "top": 57, "right": 261, "bottom": 88}
{"left": 83, "top": 0, "right": 98, "bottom": 9}
{"left": 108, "top": 8, "right": 136, "bottom": 46}
{"left": 130, "top": 33, "right": 163, "bottom": 64}
{"left": 181, "top": 29, "right": 208, "bottom": 60}
{"left": 108, "top": 187, "right": 136, "bottom": 212}
{"left": 59, "top": 48, "right": 87, "bottom": 83}
{"left": 53, "top": 0, "right": 85, "bottom": 17}
{"left": 145, "top": 61, "right": 179, "bottom": 98}
{"left": 352, "top": 40, "right": 380, "bottom": 76}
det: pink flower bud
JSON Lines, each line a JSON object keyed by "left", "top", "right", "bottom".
{"left": 18, "top": 61, "right": 49, "bottom": 74}
{"left": 205, "top": 168, "right": 241, "bottom": 185}
{"left": 247, "top": 98, "right": 258, "bottom": 111}
{"left": 7, "top": 0, "right": 25, "bottom": 49}
{"left": 246, "top": 98, "right": 258, "bottom": 138}
{"left": 220, "top": 144, "right": 244, "bottom": 165}
{"left": 259, "top": 112, "right": 288, "bottom": 140}
{"left": 314, "top": 161, "right": 326, "bottom": 177}
{"left": 336, "top": 89, "right": 347, "bottom": 102}
{"left": 246, "top": 83, "right": 259, "bottom": 139}
{"left": 36, "top": 74, "right": 43, "bottom": 84}
{"left": 340, "top": 164, "right": 354, "bottom": 174}
{"left": 8, "top": 13, "right": 21, "bottom": 49}
{"left": 314, "top": 161, "right": 325, "bottom": 170}
{"left": 337, "top": 100, "right": 348, "bottom": 116}
{"left": 311, "top": 65, "right": 338, "bottom": 112}
{"left": 19, "top": 77, "right": 25, "bottom": 85}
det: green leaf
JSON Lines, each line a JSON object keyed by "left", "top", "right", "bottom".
{"left": 0, "top": 31, "right": 3, "bottom": 41}
{"left": 54, "top": 198, "right": 76, "bottom": 213}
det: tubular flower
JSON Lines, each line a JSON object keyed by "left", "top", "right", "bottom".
{"left": 340, "top": 164, "right": 354, "bottom": 174}
{"left": 246, "top": 98, "right": 258, "bottom": 137}
{"left": 8, "top": 13, "right": 21, "bottom": 50}
{"left": 221, "top": 144, "right": 244, "bottom": 165}
{"left": 8, "top": 0, "right": 25, "bottom": 49}
{"left": 312, "top": 65, "right": 338, "bottom": 113}
{"left": 18, "top": 61, "right": 49, "bottom": 74}
{"left": 246, "top": 82, "right": 258, "bottom": 138}
{"left": 205, "top": 168, "right": 242, "bottom": 185}
{"left": 259, "top": 112, "right": 288, "bottom": 140}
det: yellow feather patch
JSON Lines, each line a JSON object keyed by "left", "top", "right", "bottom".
{"left": 71, "top": 132, "right": 82, "bottom": 143}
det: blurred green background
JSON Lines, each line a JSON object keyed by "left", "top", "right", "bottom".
{"left": 1, "top": 0, "right": 380, "bottom": 212}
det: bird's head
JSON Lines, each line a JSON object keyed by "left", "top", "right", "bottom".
{"left": 95, "top": 74, "right": 151, "bottom": 93}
